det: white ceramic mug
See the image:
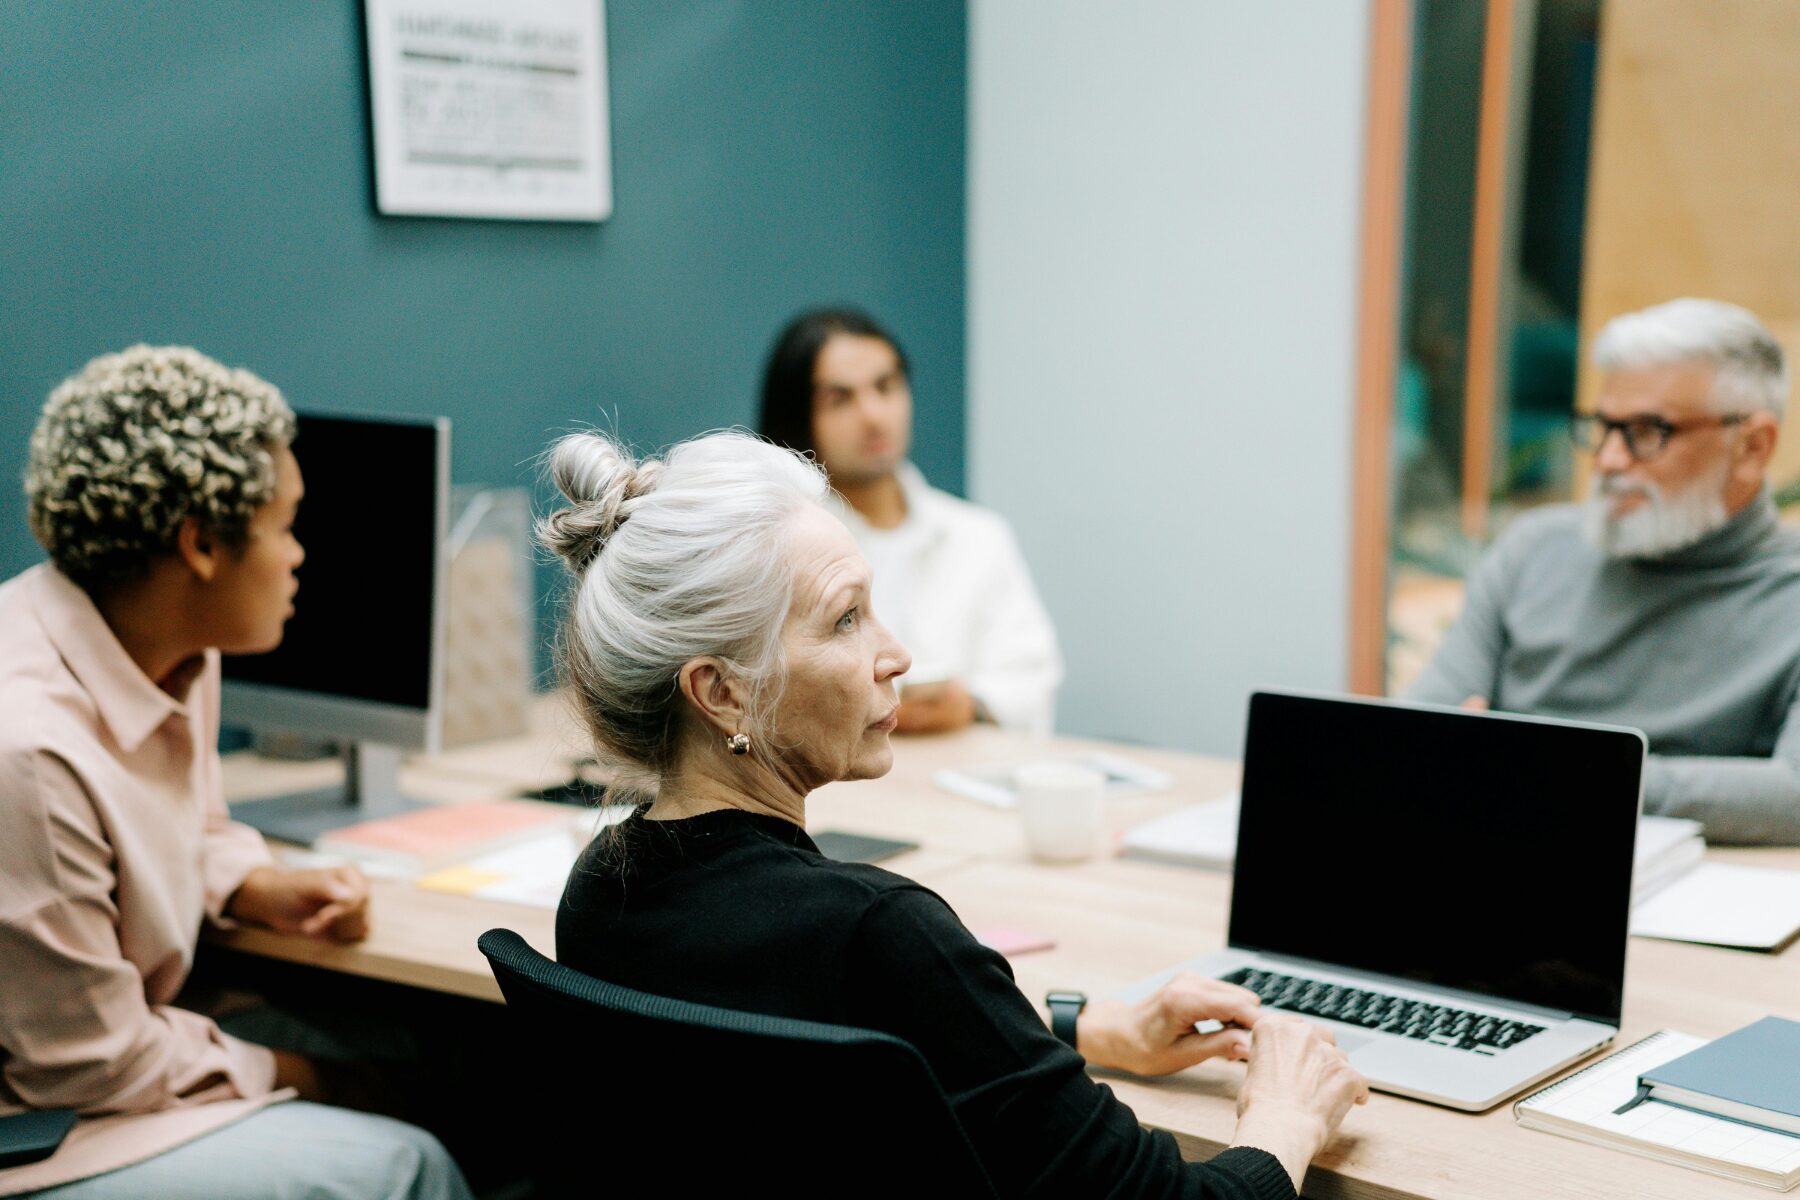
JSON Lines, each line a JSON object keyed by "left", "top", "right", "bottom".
{"left": 1016, "top": 763, "right": 1106, "bottom": 863}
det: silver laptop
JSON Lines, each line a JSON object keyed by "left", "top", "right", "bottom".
{"left": 1124, "top": 690, "right": 1646, "bottom": 1112}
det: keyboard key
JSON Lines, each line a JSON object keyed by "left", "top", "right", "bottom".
{"left": 1219, "top": 967, "right": 1545, "bottom": 1055}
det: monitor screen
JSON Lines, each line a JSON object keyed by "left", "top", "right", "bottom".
{"left": 1227, "top": 691, "right": 1644, "bottom": 1025}
{"left": 222, "top": 413, "right": 442, "bottom": 711}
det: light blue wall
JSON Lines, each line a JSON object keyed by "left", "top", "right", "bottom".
{"left": 0, "top": 1, "right": 966, "bottom": 663}
{"left": 970, "top": 0, "right": 1370, "bottom": 755}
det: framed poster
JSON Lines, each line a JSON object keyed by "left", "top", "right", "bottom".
{"left": 364, "top": 0, "right": 612, "bottom": 221}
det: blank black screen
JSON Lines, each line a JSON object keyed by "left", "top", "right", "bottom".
{"left": 222, "top": 414, "right": 442, "bottom": 709}
{"left": 1228, "top": 692, "right": 1644, "bottom": 1024}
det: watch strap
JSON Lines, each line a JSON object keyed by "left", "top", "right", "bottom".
{"left": 1046, "top": 991, "right": 1086, "bottom": 1049}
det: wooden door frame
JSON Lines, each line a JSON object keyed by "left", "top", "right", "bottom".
{"left": 1348, "top": 0, "right": 1416, "bottom": 695}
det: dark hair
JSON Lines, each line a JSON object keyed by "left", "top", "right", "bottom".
{"left": 757, "top": 306, "right": 910, "bottom": 464}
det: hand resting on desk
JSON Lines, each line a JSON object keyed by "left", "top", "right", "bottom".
{"left": 894, "top": 677, "right": 978, "bottom": 734}
{"left": 1078, "top": 973, "right": 1368, "bottom": 1194}
{"left": 227, "top": 865, "right": 377, "bottom": 1108}
{"left": 228, "top": 864, "right": 371, "bottom": 943}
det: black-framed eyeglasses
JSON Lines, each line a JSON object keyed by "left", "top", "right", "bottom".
{"left": 1568, "top": 412, "right": 1749, "bottom": 462}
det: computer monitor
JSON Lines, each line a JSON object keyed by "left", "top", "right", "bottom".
{"left": 223, "top": 411, "right": 451, "bottom": 844}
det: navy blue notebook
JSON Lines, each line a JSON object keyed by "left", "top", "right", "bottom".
{"left": 1638, "top": 1017, "right": 1800, "bottom": 1135}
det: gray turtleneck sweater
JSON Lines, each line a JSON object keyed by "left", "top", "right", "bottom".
{"left": 1406, "top": 492, "right": 1800, "bottom": 844}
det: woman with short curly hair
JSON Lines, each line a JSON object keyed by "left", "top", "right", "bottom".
{"left": 26, "top": 344, "right": 298, "bottom": 594}
{"left": 0, "top": 346, "right": 471, "bottom": 1199}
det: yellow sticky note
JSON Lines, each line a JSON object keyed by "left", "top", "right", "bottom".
{"left": 416, "top": 865, "right": 507, "bottom": 896}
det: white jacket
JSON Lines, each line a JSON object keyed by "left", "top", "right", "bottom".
{"left": 832, "top": 463, "right": 1063, "bottom": 735}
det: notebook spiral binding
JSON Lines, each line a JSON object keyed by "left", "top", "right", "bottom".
{"left": 1513, "top": 1032, "right": 1671, "bottom": 1113}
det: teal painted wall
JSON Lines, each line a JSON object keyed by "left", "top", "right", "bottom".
{"left": 0, "top": 1, "right": 966, "bottom": 664}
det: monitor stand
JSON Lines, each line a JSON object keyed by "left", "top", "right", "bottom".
{"left": 231, "top": 741, "right": 431, "bottom": 846}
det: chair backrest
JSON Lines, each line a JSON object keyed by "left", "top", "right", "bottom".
{"left": 477, "top": 928, "right": 999, "bottom": 1198}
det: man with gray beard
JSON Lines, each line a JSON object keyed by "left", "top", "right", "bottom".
{"left": 1407, "top": 298, "right": 1800, "bottom": 844}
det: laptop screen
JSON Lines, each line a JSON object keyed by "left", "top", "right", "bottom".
{"left": 1227, "top": 691, "right": 1645, "bottom": 1026}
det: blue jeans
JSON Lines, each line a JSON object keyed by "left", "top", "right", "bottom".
{"left": 22, "top": 1099, "right": 473, "bottom": 1200}
{"left": 23, "top": 996, "right": 474, "bottom": 1200}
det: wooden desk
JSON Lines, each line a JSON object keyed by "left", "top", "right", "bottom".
{"left": 217, "top": 716, "right": 1800, "bottom": 1199}
{"left": 217, "top": 753, "right": 559, "bottom": 1002}
{"left": 936, "top": 853, "right": 1800, "bottom": 1200}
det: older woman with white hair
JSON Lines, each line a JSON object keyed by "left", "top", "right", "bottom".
{"left": 548, "top": 429, "right": 1366, "bottom": 1200}
{"left": 0, "top": 346, "right": 471, "bottom": 1199}
{"left": 1408, "top": 297, "right": 1800, "bottom": 843}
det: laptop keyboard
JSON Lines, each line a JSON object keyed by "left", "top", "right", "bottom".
{"left": 1220, "top": 967, "right": 1545, "bottom": 1055}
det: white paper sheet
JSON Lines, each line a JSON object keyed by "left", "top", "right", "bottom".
{"left": 413, "top": 804, "right": 632, "bottom": 908}
{"left": 933, "top": 753, "right": 1173, "bottom": 809}
{"left": 1630, "top": 862, "right": 1800, "bottom": 950}
{"left": 1118, "top": 792, "right": 1240, "bottom": 870}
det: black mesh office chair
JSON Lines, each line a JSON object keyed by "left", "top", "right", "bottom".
{"left": 476, "top": 928, "right": 999, "bottom": 1198}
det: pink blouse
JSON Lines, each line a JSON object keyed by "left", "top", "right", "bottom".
{"left": 0, "top": 565, "right": 286, "bottom": 1195}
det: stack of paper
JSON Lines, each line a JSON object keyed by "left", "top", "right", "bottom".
{"left": 315, "top": 801, "right": 577, "bottom": 872}
{"left": 1118, "top": 793, "right": 1239, "bottom": 870}
{"left": 1632, "top": 815, "right": 1706, "bottom": 903}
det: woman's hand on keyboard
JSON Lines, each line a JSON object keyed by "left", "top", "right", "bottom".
{"left": 1075, "top": 973, "right": 1263, "bottom": 1075}
{"left": 1231, "top": 1014, "right": 1370, "bottom": 1193}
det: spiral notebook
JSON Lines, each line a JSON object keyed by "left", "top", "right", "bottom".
{"left": 1515, "top": 1030, "right": 1800, "bottom": 1191}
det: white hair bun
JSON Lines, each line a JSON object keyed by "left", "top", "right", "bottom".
{"left": 538, "top": 432, "right": 663, "bottom": 573}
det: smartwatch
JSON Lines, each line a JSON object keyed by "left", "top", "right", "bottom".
{"left": 1045, "top": 990, "right": 1088, "bottom": 1049}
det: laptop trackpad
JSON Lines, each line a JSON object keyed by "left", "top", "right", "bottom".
{"left": 1334, "top": 1032, "right": 1374, "bottom": 1055}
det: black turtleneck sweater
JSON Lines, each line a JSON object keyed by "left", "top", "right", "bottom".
{"left": 557, "top": 808, "right": 1296, "bottom": 1200}
{"left": 1407, "top": 492, "right": 1800, "bottom": 844}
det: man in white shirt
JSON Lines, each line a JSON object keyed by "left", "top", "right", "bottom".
{"left": 759, "top": 307, "right": 1063, "bottom": 734}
